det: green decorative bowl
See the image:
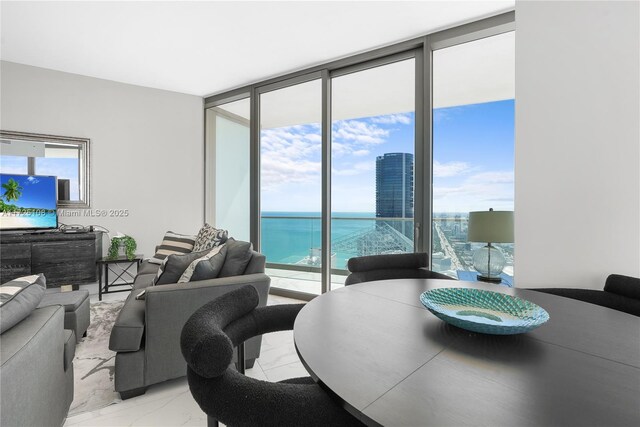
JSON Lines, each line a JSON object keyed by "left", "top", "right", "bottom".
{"left": 420, "top": 288, "right": 550, "bottom": 335}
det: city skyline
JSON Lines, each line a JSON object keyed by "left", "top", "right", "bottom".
{"left": 261, "top": 99, "right": 514, "bottom": 213}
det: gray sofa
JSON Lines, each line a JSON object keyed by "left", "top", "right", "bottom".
{"left": 0, "top": 304, "right": 75, "bottom": 427}
{"left": 109, "top": 249, "right": 270, "bottom": 399}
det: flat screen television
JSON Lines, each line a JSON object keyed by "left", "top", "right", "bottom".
{"left": 0, "top": 173, "right": 58, "bottom": 231}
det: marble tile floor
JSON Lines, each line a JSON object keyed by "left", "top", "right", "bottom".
{"left": 63, "top": 282, "right": 307, "bottom": 426}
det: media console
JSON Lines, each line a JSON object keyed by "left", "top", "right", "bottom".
{"left": 0, "top": 231, "right": 103, "bottom": 287}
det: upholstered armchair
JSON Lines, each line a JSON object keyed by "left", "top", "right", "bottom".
{"left": 180, "top": 285, "right": 364, "bottom": 427}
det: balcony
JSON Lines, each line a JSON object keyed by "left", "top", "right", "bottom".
{"left": 262, "top": 214, "right": 513, "bottom": 296}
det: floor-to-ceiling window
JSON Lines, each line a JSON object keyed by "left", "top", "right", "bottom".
{"left": 330, "top": 56, "right": 417, "bottom": 288}
{"left": 203, "top": 12, "right": 515, "bottom": 299}
{"left": 205, "top": 97, "right": 251, "bottom": 242}
{"left": 431, "top": 31, "right": 515, "bottom": 279}
{"left": 259, "top": 77, "right": 323, "bottom": 295}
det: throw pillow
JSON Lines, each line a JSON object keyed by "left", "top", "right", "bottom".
{"left": 189, "top": 245, "right": 229, "bottom": 282}
{"left": 148, "top": 231, "right": 196, "bottom": 265}
{"left": 218, "top": 238, "right": 253, "bottom": 278}
{"left": 179, "top": 244, "right": 228, "bottom": 283}
{"left": 192, "top": 223, "right": 228, "bottom": 252}
{"left": 154, "top": 249, "right": 210, "bottom": 286}
{"left": 0, "top": 274, "right": 46, "bottom": 333}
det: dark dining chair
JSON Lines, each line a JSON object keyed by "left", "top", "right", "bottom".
{"left": 180, "top": 285, "right": 364, "bottom": 427}
{"left": 345, "top": 252, "right": 454, "bottom": 286}
{"left": 531, "top": 274, "right": 640, "bottom": 317}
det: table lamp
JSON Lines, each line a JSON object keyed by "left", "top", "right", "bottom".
{"left": 467, "top": 208, "right": 514, "bottom": 283}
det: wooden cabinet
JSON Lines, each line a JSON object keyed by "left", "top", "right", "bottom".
{"left": 0, "top": 232, "right": 103, "bottom": 287}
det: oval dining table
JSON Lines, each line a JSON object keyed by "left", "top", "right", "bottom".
{"left": 293, "top": 279, "right": 640, "bottom": 426}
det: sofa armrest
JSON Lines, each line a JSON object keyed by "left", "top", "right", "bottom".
{"left": 142, "top": 273, "right": 271, "bottom": 385}
{"left": 1, "top": 306, "right": 70, "bottom": 427}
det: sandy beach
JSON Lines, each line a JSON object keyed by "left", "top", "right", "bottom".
{"left": 0, "top": 212, "right": 57, "bottom": 229}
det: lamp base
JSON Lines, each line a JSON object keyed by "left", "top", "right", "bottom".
{"left": 477, "top": 274, "right": 502, "bottom": 284}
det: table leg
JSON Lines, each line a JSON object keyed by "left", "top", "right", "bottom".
{"left": 105, "top": 265, "right": 109, "bottom": 295}
{"left": 98, "top": 264, "right": 103, "bottom": 301}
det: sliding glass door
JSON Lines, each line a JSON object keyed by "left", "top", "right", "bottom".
{"left": 330, "top": 56, "right": 417, "bottom": 288}
{"left": 259, "top": 77, "right": 323, "bottom": 295}
{"left": 431, "top": 32, "right": 515, "bottom": 279}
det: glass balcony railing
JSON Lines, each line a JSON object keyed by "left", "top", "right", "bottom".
{"left": 261, "top": 214, "right": 513, "bottom": 276}
{"left": 260, "top": 215, "right": 415, "bottom": 273}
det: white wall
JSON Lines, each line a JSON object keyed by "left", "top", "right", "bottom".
{"left": 0, "top": 61, "right": 204, "bottom": 256}
{"left": 515, "top": 1, "right": 640, "bottom": 288}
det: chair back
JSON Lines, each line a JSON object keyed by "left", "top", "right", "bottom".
{"left": 345, "top": 253, "right": 454, "bottom": 285}
{"left": 180, "top": 285, "right": 363, "bottom": 427}
{"left": 605, "top": 274, "right": 640, "bottom": 300}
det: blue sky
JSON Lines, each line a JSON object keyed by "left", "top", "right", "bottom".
{"left": 0, "top": 173, "right": 57, "bottom": 209}
{"left": 261, "top": 99, "right": 514, "bottom": 213}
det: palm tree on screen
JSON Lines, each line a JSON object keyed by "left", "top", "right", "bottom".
{"left": 2, "top": 178, "right": 23, "bottom": 202}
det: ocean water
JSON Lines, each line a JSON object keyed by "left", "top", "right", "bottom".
{"left": 261, "top": 212, "right": 380, "bottom": 268}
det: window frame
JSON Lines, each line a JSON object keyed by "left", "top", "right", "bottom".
{"left": 203, "top": 11, "right": 515, "bottom": 300}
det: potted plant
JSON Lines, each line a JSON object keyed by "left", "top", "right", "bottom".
{"left": 108, "top": 235, "right": 137, "bottom": 261}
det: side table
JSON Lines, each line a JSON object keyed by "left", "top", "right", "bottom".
{"left": 456, "top": 269, "right": 513, "bottom": 287}
{"left": 96, "top": 255, "right": 144, "bottom": 301}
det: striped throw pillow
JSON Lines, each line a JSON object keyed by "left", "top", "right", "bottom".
{"left": 148, "top": 231, "right": 196, "bottom": 264}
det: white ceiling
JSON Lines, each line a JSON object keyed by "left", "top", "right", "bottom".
{"left": 0, "top": 1, "right": 514, "bottom": 97}
{"left": 219, "top": 31, "right": 514, "bottom": 129}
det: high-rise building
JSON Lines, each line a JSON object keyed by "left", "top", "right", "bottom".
{"left": 375, "top": 153, "right": 414, "bottom": 239}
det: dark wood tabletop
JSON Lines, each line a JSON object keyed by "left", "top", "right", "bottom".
{"left": 293, "top": 279, "right": 640, "bottom": 426}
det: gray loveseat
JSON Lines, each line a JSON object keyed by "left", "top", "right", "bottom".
{"left": 108, "top": 248, "right": 270, "bottom": 399}
{"left": 1, "top": 304, "right": 75, "bottom": 426}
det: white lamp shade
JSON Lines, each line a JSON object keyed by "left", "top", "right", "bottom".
{"left": 468, "top": 210, "right": 514, "bottom": 243}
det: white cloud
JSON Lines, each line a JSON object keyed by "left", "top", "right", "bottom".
{"left": 352, "top": 149, "right": 370, "bottom": 157}
{"left": 333, "top": 161, "right": 374, "bottom": 176}
{"left": 432, "top": 170, "right": 514, "bottom": 212}
{"left": 467, "top": 171, "right": 514, "bottom": 184}
{"left": 332, "top": 120, "right": 389, "bottom": 145}
{"left": 371, "top": 113, "right": 412, "bottom": 125}
{"left": 261, "top": 155, "right": 320, "bottom": 191}
{"left": 304, "top": 133, "right": 321, "bottom": 143}
{"left": 261, "top": 128, "right": 320, "bottom": 161}
{"left": 433, "top": 161, "right": 469, "bottom": 178}
{"left": 260, "top": 125, "right": 321, "bottom": 191}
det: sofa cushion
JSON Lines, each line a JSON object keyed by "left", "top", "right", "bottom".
{"left": 0, "top": 274, "right": 46, "bottom": 333}
{"left": 192, "top": 223, "right": 228, "bottom": 252}
{"left": 189, "top": 245, "right": 228, "bottom": 282}
{"left": 137, "top": 261, "right": 161, "bottom": 276}
{"left": 219, "top": 239, "right": 253, "bottom": 278}
{"left": 243, "top": 252, "right": 266, "bottom": 275}
{"left": 109, "top": 294, "right": 146, "bottom": 352}
{"left": 154, "top": 249, "right": 210, "bottom": 286}
{"left": 38, "top": 289, "right": 89, "bottom": 311}
{"left": 148, "top": 231, "right": 196, "bottom": 265}
{"left": 133, "top": 273, "right": 156, "bottom": 290}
